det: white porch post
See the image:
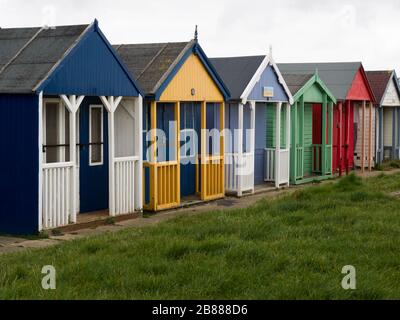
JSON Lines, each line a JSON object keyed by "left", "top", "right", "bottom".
{"left": 250, "top": 101, "right": 256, "bottom": 192}
{"left": 275, "top": 102, "right": 282, "bottom": 188}
{"left": 237, "top": 102, "right": 244, "bottom": 196}
{"left": 60, "top": 94, "right": 85, "bottom": 223}
{"left": 100, "top": 96, "right": 123, "bottom": 217}
{"left": 135, "top": 95, "right": 143, "bottom": 210}
{"left": 285, "top": 102, "right": 291, "bottom": 187}
{"left": 38, "top": 92, "right": 44, "bottom": 231}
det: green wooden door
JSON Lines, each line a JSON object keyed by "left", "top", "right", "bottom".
{"left": 266, "top": 103, "right": 286, "bottom": 149}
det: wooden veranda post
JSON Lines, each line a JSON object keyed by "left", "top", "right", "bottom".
{"left": 346, "top": 100, "right": 351, "bottom": 175}
{"left": 368, "top": 102, "right": 373, "bottom": 171}
{"left": 321, "top": 94, "right": 327, "bottom": 175}
{"left": 250, "top": 101, "right": 256, "bottom": 192}
{"left": 220, "top": 101, "right": 225, "bottom": 195}
{"left": 285, "top": 102, "right": 291, "bottom": 186}
{"left": 291, "top": 101, "right": 298, "bottom": 183}
{"left": 135, "top": 96, "right": 143, "bottom": 210}
{"left": 238, "top": 102, "right": 244, "bottom": 196}
{"left": 151, "top": 101, "right": 158, "bottom": 209}
{"left": 175, "top": 102, "right": 181, "bottom": 204}
{"left": 60, "top": 94, "right": 84, "bottom": 223}
{"left": 328, "top": 101, "right": 333, "bottom": 174}
{"left": 275, "top": 102, "right": 282, "bottom": 188}
{"left": 300, "top": 96, "right": 305, "bottom": 178}
{"left": 100, "top": 95, "right": 123, "bottom": 217}
{"left": 362, "top": 101, "right": 366, "bottom": 172}
{"left": 200, "top": 101, "right": 207, "bottom": 200}
{"left": 338, "top": 101, "right": 343, "bottom": 176}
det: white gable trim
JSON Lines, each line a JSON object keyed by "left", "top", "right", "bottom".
{"left": 240, "top": 55, "right": 294, "bottom": 105}
{"left": 381, "top": 72, "right": 400, "bottom": 107}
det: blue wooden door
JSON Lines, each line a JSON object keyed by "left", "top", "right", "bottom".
{"left": 157, "top": 104, "right": 175, "bottom": 162}
{"left": 180, "top": 103, "right": 201, "bottom": 197}
{"left": 79, "top": 98, "right": 109, "bottom": 213}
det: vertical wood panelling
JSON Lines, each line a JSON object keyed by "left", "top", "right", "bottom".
{"left": 160, "top": 54, "right": 224, "bottom": 102}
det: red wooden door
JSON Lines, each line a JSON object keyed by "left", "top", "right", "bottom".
{"left": 342, "top": 101, "right": 355, "bottom": 174}
{"left": 332, "top": 104, "right": 340, "bottom": 173}
{"left": 312, "top": 104, "right": 322, "bottom": 172}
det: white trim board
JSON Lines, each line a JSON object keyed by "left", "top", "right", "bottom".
{"left": 240, "top": 54, "right": 294, "bottom": 106}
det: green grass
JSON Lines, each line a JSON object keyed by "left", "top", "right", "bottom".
{"left": 1, "top": 173, "right": 400, "bottom": 299}
{"left": 375, "top": 159, "right": 400, "bottom": 171}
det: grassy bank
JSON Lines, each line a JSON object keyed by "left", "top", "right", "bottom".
{"left": 0, "top": 173, "right": 399, "bottom": 299}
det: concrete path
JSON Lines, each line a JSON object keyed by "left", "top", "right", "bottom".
{"left": 1, "top": 168, "right": 398, "bottom": 255}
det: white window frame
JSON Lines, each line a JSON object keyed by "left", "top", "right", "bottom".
{"left": 43, "top": 98, "right": 70, "bottom": 164}
{"left": 89, "top": 105, "right": 104, "bottom": 167}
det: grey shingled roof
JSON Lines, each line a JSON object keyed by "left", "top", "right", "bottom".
{"left": 0, "top": 24, "right": 89, "bottom": 93}
{"left": 281, "top": 73, "right": 314, "bottom": 96}
{"left": 209, "top": 56, "right": 264, "bottom": 100}
{"left": 114, "top": 41, "right": 193, "bottom": 95}
{"left": 278, "top": 62, "right": 362, "bottom": 100}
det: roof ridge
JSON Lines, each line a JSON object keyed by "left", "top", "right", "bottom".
{"left": 211, "top": 55, "right": 266, "bottom": 59}
{"left": 0, "top": 27, "right": 43, "bottom": 76}
{"left": 136, "top": 43, "right": 169, "bottom": 81}
{"left": 118, "top": 41, "right": 188, "bottom": 46}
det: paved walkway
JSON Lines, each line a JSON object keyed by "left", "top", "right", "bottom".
{"left": 1, "top": 168, "right": 399, "bottom": 255}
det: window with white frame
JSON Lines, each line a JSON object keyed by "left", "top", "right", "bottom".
{"left": 89, "top": 105, "right": 104, "bottom": 166}
{"left": 43, "top": 99, "right": 70, "bottom": 164}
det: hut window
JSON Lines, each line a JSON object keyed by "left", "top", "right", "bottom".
{"left": 43, "top": 100, "right": 70, "bottom": 164}
{"left": 89, "top": 105, "right": 104, "bottom": 166}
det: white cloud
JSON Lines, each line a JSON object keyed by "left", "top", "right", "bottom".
{"left": 0, "top": 0, "right": 399, "bottom": 73}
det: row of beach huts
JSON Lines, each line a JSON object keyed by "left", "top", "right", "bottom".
{"left": 0, "top": 20, "right": 399, "bottom": 234}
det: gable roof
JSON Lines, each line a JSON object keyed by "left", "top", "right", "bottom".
{"left": 210, "top": 55, "right": 293, "bottom": 104}
{"left": 278, "top": 62, "right": 369, "bottom": 101}
{"left": 209, "top": 55, "right": 264, "bottom": 100}
{"left": 115, "top": 41, "right": 230, "bottom": 100}
{"left": 0, "top": 24, "right": 89, "bottom": 93}
{"left": 281, "top": 72, "right": 336, "bottom": 103}
{"left": 282, "top": 73, "right": 314, "bottom": 97}
{"left": 365, "top": 70, "right": 399, "bottom": 106}
{"left": 0, "top": 20, "right": 142, "bottom": 96}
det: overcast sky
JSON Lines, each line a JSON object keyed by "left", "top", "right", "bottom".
{"left": 1, "top": 0, "right": 399, "bottom": 73}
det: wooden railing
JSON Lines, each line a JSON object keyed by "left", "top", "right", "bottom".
{"left": 203, "top": 155, "right": 224, "bottom": 200}
{"left": 296, "top": 147, "right": 304, "bottom": 179}
{"left": 312, "top": 144, "right": 322, "bottom": 173}
{"left": 278, "top": 149, "right": 290, "bottom": 185}
{"left": 114, "top": 156, "right": 139, "bottom": 216}
{"left": 143, "top": 161, "right": 179, "bottom": 211}
{"left": 225, "top": 152, "right": 254, "bottom": 194}
{"left": 42, "top": 162, "right": 74, "bottom": 229}
{"left": 312, "top": 144, "right": 332, "bottom": 174}
{"left": 264, "top": 148, "right": 290, "bottom": 185}
{"left": 326, "top": 145, "right": 332, "bottom": 174}
{"left": 264, "top": 148, "right": 276, "bottom": 182}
